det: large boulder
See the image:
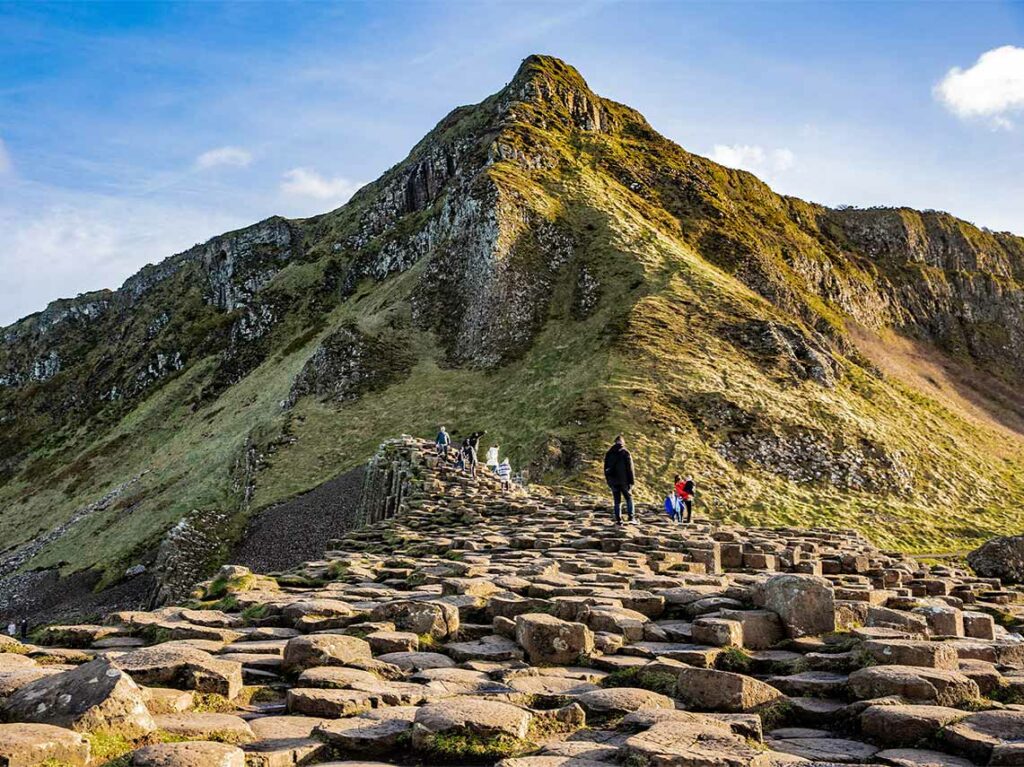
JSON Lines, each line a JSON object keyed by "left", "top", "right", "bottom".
{"left": 860, "top": 704, "right": 966, "bottom": 748}
{"left": 676, "top": 667, "right": 786, "bottom": 713}
{"left": 760, "top": 574, "right": 836, "bottom": 638}
{"left": 0, "top": 723, "right": 91, "bottom": 766}
{"left": 849, "top": 665, "right": 980, "bottom": 706}
{"left": 282, "top": 634, "right": 372, "bottom": 672}
{"left": 515, "top": 613, "right": 594, "bottom": 665}
{"left": 967, "top": 535, "right": 1024, "bottom": 583}
{"left": 940, "top": 710, "right": 1024, "bottom": 764}
{"left": 411, "top": 697, "right": 533, "bottom": 756}
{"left": 370, "top": 600, "right": 459, "bottom": 639}
{"left": 1, "top": 658, "right": 155, "bottom": 738}
{"left": 114, "top": 645, "right": 243, "bottom": 699}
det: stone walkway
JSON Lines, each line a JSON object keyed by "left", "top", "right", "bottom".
{"left": 1, "top": 437, "right": 1022, "bottom": 766}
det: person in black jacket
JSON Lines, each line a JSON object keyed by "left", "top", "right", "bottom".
{"left": 603, "top": 434, "right": 636, "bottom": 524}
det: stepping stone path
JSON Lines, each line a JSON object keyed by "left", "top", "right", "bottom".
{"left": 0, "top": 435, "right": 1022, "bottom": 766}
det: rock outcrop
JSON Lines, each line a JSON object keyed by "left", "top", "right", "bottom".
{"left": 968, "top": 535, "right": 1024, "bottom": 584}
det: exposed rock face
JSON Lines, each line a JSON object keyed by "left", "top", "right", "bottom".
{"left": 825, "top": 208, "right": 1024, "bottom": 381}
{"left": 287, "top": 322, "right": 414, "bottom": 405}
{"left": 967, "top": 535, "right": 1024, "bottom": 583}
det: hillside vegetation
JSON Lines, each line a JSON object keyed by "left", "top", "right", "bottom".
{"left": 2, "top": 55, "right": 1023, "bottom": 596}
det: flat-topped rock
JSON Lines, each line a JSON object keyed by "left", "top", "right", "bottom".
{"left": 676, "top": 666, "right": 786, "bottom": 713}
{"left": 849, "top": 665, "right": 981, "bottom": 706}
{"left": 282, "top": 634, "right": 372, "bottom": 672}
{"left": 860, "top": 704, "right": 967, "bottom": 747}
{"left": 131, "top": 740, "right": 246, "bottom": 766}
{"left": 0, "top": 723, "right": 91, "bottom": 766}
{"left": 113, "top": 645, "right": 243, "bottom": 699}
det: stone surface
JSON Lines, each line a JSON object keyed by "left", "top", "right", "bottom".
{"left": 131, "top": 740, "right": 247, "bottom": 767}
{"left": 515, "top": 613, "right": 594, "bottom": 665}
{"left": 1, "top": 658, "right": 155, "bottom": 737}
{"left": 282, "top": 634, "right": 373, "bottom": 672}
{"left": 967, "top": 535, "right": 1024, "bottom": 583}
{"left": 761, "top": 574, "right": 836, "bottom": 638}
{"left": 114, "top": 645, "right": 243, "bottom": 698}
{"left": 848, "top": 665, "right": 981, "bottom": 706}
{"left": 676, "top": 667, "right": 786, "bottom": 713}
{"left": 0, "top": 723, "right": 91, "bottom": 767}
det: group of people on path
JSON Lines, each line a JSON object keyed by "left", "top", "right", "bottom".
{"left": 434, "top": 428, "right": 695, "bottom": 521}
{"left": 435, "top": 426, "right": 513, "bottom": 491}
{"left": 604, "top": 434, "right": 696, "bottom": 525}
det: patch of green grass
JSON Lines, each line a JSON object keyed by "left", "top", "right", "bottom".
{"left": 418, "top": 732, "right": 535, "bottom": 763}
{"left": 758, "top": 699, "right": 794, "bottom": 731}
{"left": 716, "top": 647, "right": 754, "bottom": 673}
{"left": 190, "top": 692, "right": 236, "bottom": 713}
{"left": 140, "top": 626, "right": 173, "bottom": 646}
{"left": 240, "top": 603, "right": 269, "bottom": 623}
{"left": 203, "top": 573, "right": 256, "bottom": 600}
{"left": 989, "top": 684, "right": 1024, "bottom": 706}
{"left": 417, "top": 633, "right": 443, "bottom": 650}
{"left": 209, "top": 594, "right": 239, "bottom": 612}
{"left": 602, "top": 666, "right": 678, "bottom": 696}
{"left": 85, "top": 732, "right": 136, "bottom": 763}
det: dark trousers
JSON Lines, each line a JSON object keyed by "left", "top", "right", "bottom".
{"left": 611, "top": 485, "right": 634, "bottom": 523}
{"left": 682, "top": 499, "right": 693, "bottom": 522}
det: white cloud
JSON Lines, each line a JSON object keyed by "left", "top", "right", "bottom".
{"left": 0, "top": 185, "right": 246, "bottom": 326}
{"left": 935, "top": 46, "right": 1024, "bottom": 128}
{"left": 195, "top": 145, "right": 253, "bottom": 169}
{"left": 280, "top": 167, "right": 360, "bottom": 202}
{"left": 710, "top": 144, "right": 796, "bottom": 175}
{"left": 0, "top": 138, "right": 12, "bottom": 175}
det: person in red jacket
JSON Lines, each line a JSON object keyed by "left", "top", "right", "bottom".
{"left": 674, "top": 473, "right": 695, "bottom": 523}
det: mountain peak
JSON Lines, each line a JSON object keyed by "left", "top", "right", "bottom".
{"left": 508, "top": 54, "right": 592, "bottom": 93}
{"left": 501, "top": 54, "right": 619, "bottom": 134}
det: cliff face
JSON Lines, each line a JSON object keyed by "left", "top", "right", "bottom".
{"left": 2, "top": 55, "right": 1024, "bottom": 598}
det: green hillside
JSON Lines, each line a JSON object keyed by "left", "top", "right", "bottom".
{"left": 2, "top": 55, "right": 1024, "bottom": 596}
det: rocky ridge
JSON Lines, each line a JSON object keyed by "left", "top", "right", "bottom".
{"left": 1, "top": 437, "right": 1023, "bottom": 766}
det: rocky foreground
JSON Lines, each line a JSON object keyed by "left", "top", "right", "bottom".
{"left": 1, "top": 437, "right": 1023, "bottom": 767}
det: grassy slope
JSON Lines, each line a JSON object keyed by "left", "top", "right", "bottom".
{"left": 3, "top": 56, "right": 1024, "bottom": 584}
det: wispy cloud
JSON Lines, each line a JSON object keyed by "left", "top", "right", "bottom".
{"left": 195, "top": 145, "right": 253, "bottom": 169}
{"left": 0, "top": 137, "right": 12, "bottom": 175}
{"left": 280, "top": 167, "right": 360, "bottom": 202}
{"left": 0, "top": 181, "right": 246, "bottom": 326}
{"left": 935, "top": 46, "right": 1024, "bottom": 129}
{"left": 710, "top": 144, "right": 796, "bottom": 175}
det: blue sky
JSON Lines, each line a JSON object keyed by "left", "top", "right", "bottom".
{"left": 1, "top": 1, "right": 1023, "bottom": 326}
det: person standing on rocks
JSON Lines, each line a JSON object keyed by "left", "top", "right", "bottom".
{"left": 604, "top": 434, "right": 636, "bottom": 525}
{"left": 462, "top": 438, "right": 479, "bottom": 479}
{"left": 496, "top": 458, "right": 512, "bottom": 491}
{"left": 486, "top": 444, "right": 500, "bottom": 469}
{"left": 675, "top": 473, "right": 695, "bottom": 523}
{"left": 435, "top": 426, "right": 451, "bottom": 460}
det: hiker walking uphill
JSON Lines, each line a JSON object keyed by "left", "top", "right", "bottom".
{"left": 604, "top": 434, "right": 636, "bottom": 525}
